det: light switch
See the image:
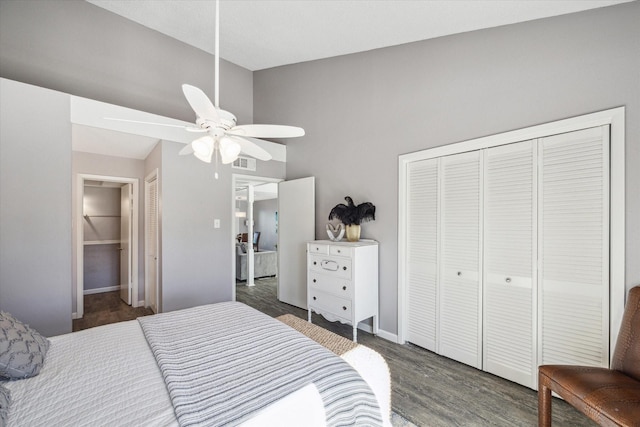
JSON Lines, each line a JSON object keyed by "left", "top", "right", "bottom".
{"left": 214, "top": 219, "right": 220, "bottom": 228}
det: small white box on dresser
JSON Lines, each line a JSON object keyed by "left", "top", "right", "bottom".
{"left": 307, "top": 239, "right": 379, "bottom": 342}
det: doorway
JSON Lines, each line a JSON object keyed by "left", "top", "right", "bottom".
{"left": 233, "top": 175, "right": 281, "bottom": 294}
{"left": 75, "top": 173, "right": 139, "bottom": 319}
{"left": 232, "top": 174, "right": 315, "bottom": 310}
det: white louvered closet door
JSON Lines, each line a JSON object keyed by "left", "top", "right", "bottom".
{"left": 406, "top": 159, "right": 439, "bottom": 351}
{"left": 439, "top": 151, "right": 482, "bottom": 368}
{"left": 146, "top": 177, "right": 159, "bottom": 313}
{"left": 483, "top": 140, "right": 537, "bottom": 388}
{"left": 539, "top": 126, "right": 610, "bottom": 369}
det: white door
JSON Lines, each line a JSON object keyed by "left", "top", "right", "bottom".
{"left": 145, "top": 175, "right": 159, "bottom": 313}
{"left": 120, "top": 183, "right": 132, "bottom": 304}
{"left": 483, "top": 140, "right": 537, "bottom": 388}
{"left": 405, "top": 158, "right": 439, "bottom": 352}
{"left": 278, "top": 177, "right": 315, "bottom": 309}
{"left": 538, "top": 126, "right": 610, "bottom": 369}
{"left": 439, "top": 150, "right": 482, "bottom": 369}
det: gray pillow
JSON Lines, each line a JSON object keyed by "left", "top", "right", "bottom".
{"left": 0, "top": 384, "right": 10, "bottom": 425}
{"left": 0, "top": 311, "right": 50, "bottom": 380}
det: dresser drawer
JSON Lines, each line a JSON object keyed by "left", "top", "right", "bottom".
{"left": 329, "top": 245, "right": 351, "bottom": 257}
{"left": 309, "top": 254, "right": 352, "bottom": 279}
{"left": 308, "top": 243, "right": 329, "bottom": 254}
{"left": 309, "top": 290, "right": 352, "bottom": 320}
{"left": 308, "top": 272, "right": 353, "bottom": 298}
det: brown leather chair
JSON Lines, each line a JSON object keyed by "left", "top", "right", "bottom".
{"left": 538, "top": 285, "right": 640, "bottom": 426}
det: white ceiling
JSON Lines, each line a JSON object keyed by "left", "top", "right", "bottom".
{"left": 87, "top": 0, "right": 632, "bottom": 71}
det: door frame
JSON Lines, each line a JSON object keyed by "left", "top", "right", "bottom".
{"left": 75, "top": 173, "right": 139, "bottom": 318}
{"left": 231, "top": 174, "right": 283, "bottom": 301}
{"left": 398, "top": 107, "right": 625, "bottom": 355}
{"left": 144, "top": 169, "right": 160, "bottom": 313}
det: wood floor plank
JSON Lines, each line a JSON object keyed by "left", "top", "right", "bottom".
{"left": 237, "top": 277, "right": 595, "bottom": 427}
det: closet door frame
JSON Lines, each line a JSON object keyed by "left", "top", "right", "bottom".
{"left": 398, "top": 107, "right": 625, "bottom": 358}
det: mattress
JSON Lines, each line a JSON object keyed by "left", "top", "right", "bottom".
{"left": 2, "top": 309, "right": 390, "bottom": 426}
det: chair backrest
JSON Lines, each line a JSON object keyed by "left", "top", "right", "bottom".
{"left": 611, "top": 285, "right": 640, "bottom": 380}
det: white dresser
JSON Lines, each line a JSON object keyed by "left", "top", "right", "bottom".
{"left": 307, "top": 239, "right": 379, "bottom": 342}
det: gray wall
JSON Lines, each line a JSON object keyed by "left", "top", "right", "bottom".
{"left": 0, "top": 1, "right": 284, "bottom": 320}
{"left": 0, "top": 78, "right": 72, "bottom": 336}
{"left": 255, "top": 198, "right": 278, "bottom": 251}
{"left": 83, "top": 244, "right": 120, "bottom": 291}
{"left": 0, "top": 0, "right": 253, "bottom": 125}
{"left": 83, "top": 186, "right": 121, "bottom": 242}
{"left": 83, "top": 186, "right": 121, "bottom": 291}
{"left": 159, "top": 140, "right": 285, "bottom": 312}
{"left": 253, "top": 2, "right": 640, "bottom": 334}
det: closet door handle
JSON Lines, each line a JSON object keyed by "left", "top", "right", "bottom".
{"left": 342, "top": 286, "right": 347, "bottom": 291}
{"left": 313, "top": 279, "right": 316, "bottom": 283}
{"left": 457, "top": 271, "right": 462, "bottom": 276}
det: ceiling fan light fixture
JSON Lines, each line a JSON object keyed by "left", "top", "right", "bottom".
{"left": 219, "top": 136, "right": 241, "bottom": 164}
{"left": 192, "top": 136, "right": 214, "bottom": 163}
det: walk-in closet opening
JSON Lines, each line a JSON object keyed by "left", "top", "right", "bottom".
{"left": 75, "top": 174, "right": 139, "bottom": 319}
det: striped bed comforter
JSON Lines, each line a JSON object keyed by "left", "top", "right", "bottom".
{"left": 138, "top": 302, "right": 382, "bottom": 427}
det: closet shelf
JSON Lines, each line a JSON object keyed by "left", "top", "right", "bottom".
{"left": 84, "top": 215, "right": 121, "bottom": 218}
{"left": 84, "top": 240, "right": 121, "bottom": 246}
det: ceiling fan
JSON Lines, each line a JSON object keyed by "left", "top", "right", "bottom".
{"left": 108, "top": 0, "right": 304, "bottom": 175}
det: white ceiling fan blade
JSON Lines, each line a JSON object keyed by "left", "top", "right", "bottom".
{"left": 178, "top": 143, "right": 194, "bottom": 156}
{"left": 104, "top": 117, "right": 204, "bottom": 132}
{"left": 226, "top": 135, "right": 273, "bottom": 161}
{"left": 226, "top": 124, "right": 305, "bottom": 138}
{"left": 182, "top": 84, "right": 220, "bottom": 122}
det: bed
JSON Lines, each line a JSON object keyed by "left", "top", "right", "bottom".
{"left": 1, "top": 302, "right": 390, "bottom": 427}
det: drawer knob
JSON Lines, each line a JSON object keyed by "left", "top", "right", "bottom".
{"left": 457, "top": 271, "right": 462, "bottom": 276}
{"left": 313, "top": 261, "right": 317, "bottom": 265}
{"left": 343, "top": 266, "right": 347, "bottom": 271}
{"left": 506, "top": 277, "right": 512, "bottom": 283}
{"left": 313, "top": 279, "right": 316, "bottom": 283}
{"left": 342, "top": 306, "right": 347, "bottom": 311}
{"left": 342, "top": 286, "right": 347, "bottom": 291}
{"left": 313, "top": 296, "right": 317, "bottom": 301}
{"left": 337, "top": 249, "right": 341, "bottom": 253}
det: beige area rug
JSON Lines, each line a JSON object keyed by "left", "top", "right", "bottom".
{"left": 276, "top": 313, "right": 357, "bottom": 356}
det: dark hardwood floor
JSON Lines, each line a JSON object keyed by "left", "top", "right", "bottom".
{"left": 237, "top": 277, "right": 594, "bottom": 427}
{"left": 72, "top": 291, "right": 154, "bottom": 331}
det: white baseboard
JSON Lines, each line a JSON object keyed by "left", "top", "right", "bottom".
{"left": 357, "top": 322, "right": 373, "bottom": 334}
{"left": 72, "top": 312, "right": 79, "bottom": 320}
{"left": 137, "top": 300, "right": 145, "bottom": 308}
{"left": 83, "top": 285, "right": 119, "bottom": 295}
{"left": 355, "top": 323, "right": 399, "bottom": 343}
{"left": 376, "top": 329, "right": 399, "bottom": 344}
